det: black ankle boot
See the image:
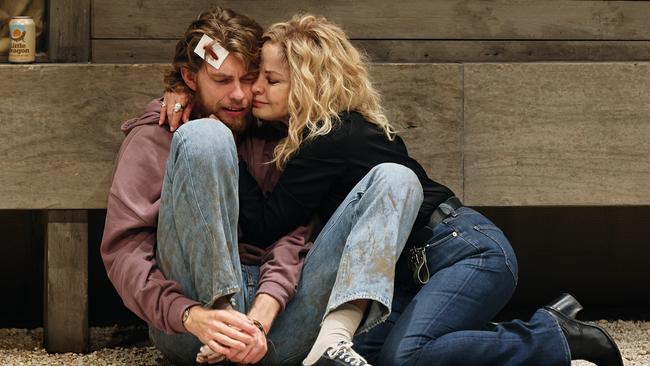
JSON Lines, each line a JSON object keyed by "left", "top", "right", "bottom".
{"left": 544, "top": 304, "right": 623, "bottom": 366}
{"left": 545, "top": 293, "right": 584, "bottom": 319}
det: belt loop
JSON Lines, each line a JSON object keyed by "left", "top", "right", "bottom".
{"left": 449, "top": 204, "right": 459, "bottom": 217}
{"left": 439, "top": 202, "right": 457, "bottom": 217}
{"left": 425, "top": 196, "right": 463, "bottom": 230}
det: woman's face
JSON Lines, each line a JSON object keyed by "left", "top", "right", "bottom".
{"left": 252, "top": 43, "right": 291, "bottom": 122}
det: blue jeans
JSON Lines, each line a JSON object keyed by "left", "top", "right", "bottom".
{"left": 148, "top": 119, "right": 423, "bottom": 366}
{"left": 354, "top": 206, "right": 571, "bottom": 366}
{"left": 149, "top": 119, "right": 248, "bottom": 365}
{"left": 262, "top": 162, "right": 422, "bottom": 366}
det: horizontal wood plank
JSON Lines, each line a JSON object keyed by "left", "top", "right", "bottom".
{"left": 5, "top": 63, "right": 650, "bottom": 207}
{"left": 93, "top": 39, "right": 650, "bottom": 63}
{"left": 372, "top": 64, "right": 463, "bottom": 197}
{"left": 92, "top": 39, "right": 177, "bottom": 63}
{"left": 0, "top": 64, "right": 168, "bottom": 209}
{"left": 464, "top": 63, "right": 650, "bottom": 206}
{"left": 92, "top": 0, "right": 650, "bottom": 40}
{"left": 0, "top": 63, "right": 462, "bottom": 208}
{"left": 357, "top": 40, "right": 650, "bottom": 63}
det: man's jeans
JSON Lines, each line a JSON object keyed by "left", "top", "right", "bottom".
{"left": 354, "top": 207, "right": 571, "bottom": 366}
{"left": 148, "top": 119, "right": 423, "bottom": 365}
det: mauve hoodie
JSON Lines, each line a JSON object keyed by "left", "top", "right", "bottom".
{"left": 101, "top": 99, "right": 312, "bottom": 334}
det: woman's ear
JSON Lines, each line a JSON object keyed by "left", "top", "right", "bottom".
{"left": 181, "top": 67, "right": 198, "bottom": 91}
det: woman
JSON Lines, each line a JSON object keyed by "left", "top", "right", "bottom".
{"left": 243, "top": 15, "right": 623, "bottom": 366}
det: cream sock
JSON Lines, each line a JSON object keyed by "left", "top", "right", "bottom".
{"left": 303, "top": 303, "right": 364, "bottom": 365}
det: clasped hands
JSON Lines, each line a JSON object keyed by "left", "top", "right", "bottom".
{"left": 184, "top": 306, "right": 268, "bottom": 364}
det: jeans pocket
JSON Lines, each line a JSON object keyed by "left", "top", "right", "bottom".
{"left": 423, "top": 229, "right": 458, "bottom": 249}
{"left": 407, "top": 227, "right": 459, "bottom": 286}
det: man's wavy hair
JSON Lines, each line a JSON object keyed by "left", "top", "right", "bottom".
{"left": 164, "top": 7, "right": 263, "bottom": 93}
{"left": 263, "top": 14, "right": 396, "bottom": 169}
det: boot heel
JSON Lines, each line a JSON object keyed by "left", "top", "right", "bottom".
{"left": 544, "top": 293, "right": 583, "bottom": 318}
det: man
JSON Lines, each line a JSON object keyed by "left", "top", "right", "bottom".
{"left": 101, "top": 8, "right": 311, "bottom": 365}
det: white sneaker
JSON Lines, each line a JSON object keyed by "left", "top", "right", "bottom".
{"left": 305, "top": 341, "right": 371, "bottom": 366}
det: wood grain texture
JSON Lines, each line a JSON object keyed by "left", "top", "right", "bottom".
{"left": 92, "top": 39, "right": 177, "bottom": 63}
{"left": 0, "top": 63, "right": 461, "bottom": 208}
{"left": 464, "top": 63, "right": 650, "bottom": 206}
{"left": 44, "top": 210, "right": 88, "bottom": 353}
{"left": 93, "top": 39, "right": 650, "bottom": 63}
{"left": 48, "top": 0, "right": 91, "bottom": 62}
{"left": 92, "top": 0, "right": 650, "bottom": 40}
{"left": 357, "top": 40, "right": 650, "bottom": 63}
{"left": 0, "top": 64, "right": 168, "bottom": 209}
{"left": 372, "top": 64, "right": 463, "bottom": 197}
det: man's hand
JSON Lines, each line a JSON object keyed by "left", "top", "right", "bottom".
{"left": 183, "top": 305, "right": 257, "bottom": 359}
{"left": 247, "top": 293, "right": 281, "bottom": 336}
{"left": 159, "top": 90, "right": 193, "bottom": 131}
{"left": 223, "top": 293, "right": 282, "bottom": 364}
{"left": 223, "top": 320, "right": 267, "bottom": 364}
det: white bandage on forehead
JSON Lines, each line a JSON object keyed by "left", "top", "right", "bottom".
{"left": 193, "top": 34, "right": 230, "bottom": 69}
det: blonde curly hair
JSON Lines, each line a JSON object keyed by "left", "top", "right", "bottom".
{"left": 263, "top": 14, "right": 396, "bottom": 169}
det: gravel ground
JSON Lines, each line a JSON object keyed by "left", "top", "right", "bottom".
{"left": 0, "top": 321, "right": 647, "bottom": 365}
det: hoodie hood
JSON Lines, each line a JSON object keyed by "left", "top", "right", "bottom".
{"left": 121, "top": 98, "right": 165, "bottom": 135}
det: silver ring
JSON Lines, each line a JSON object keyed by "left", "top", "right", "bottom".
{"left": 173, "top": 102, "right": 184, "bottom": 113}
{"left": 161, "top": 101, "right": 166, "bottom": 108}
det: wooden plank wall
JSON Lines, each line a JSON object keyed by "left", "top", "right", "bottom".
{"left": 44, "top": 210, "right": 88, "bottom": 353}
{"left": 0, "top": 63, "right": 463, "bottom": 208}
{"left": 48, "top": 0, "right": 91, "bottom": 62}
{"left": 90, "top": 0, "right": 650, "bottom": 63}
{"left": 0, "top": 64, "right": 165, "bottom": 209}
{"left": 3, "top": 62, "right": 650, "bottom": 208}
{"left": 464, "top": 63, "right": 650, "bottom": 206}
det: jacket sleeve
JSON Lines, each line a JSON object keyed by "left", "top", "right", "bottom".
{"left": 100, "top": 125, "right": 199, "bottom": 335}
{"left": 255, "top": 223, "right": 314, "bottom": 310}
{"left": 238, "top": 129, "right": 347, "bottom": 247}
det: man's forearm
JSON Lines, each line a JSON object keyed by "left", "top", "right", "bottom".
{"left": 247, "top": 293, "right": 282, "bottom": 333}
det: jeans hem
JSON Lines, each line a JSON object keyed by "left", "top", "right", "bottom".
{"left": 326, "top": 292, "right": 392, "bottom": 334}
{"left": 540, "top": 309, "right": 572, "bottom": 364}
{"left": 206, "top": 286, "right": 241, "bottom": 307}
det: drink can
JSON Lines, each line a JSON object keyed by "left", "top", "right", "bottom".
{"left": 9, "top": 16, "right": 36, "bottom": 63}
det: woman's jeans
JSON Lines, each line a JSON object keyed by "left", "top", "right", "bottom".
{"left": 354, "top": 206, "right": 571, "bottom": 366}
{"left": 148, "top": 119, "right": 423, "bottom": 365}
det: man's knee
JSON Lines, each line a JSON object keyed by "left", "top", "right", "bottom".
{"left": 369, "top": 163, "right": 423, "bottom": 203}
{"left": 171, "top": 118, "right": 237, "bottom": 165}
{"left": 172, "top": 118, "right": 236, "bottom": 158}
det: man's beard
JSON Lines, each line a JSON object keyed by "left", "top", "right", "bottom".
{"left": 193, "top": 93, "right": 250, "bottom": 136}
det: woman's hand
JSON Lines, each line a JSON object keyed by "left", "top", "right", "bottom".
{"left": 159, "top": 90, "right": 194, "bottom": 131}
{"left": 226, "top": 320, "right": 268, "bottom": 364}
{"left": 196, "top": 344, "right": 225, "bottom": 364}
{"left": 196, "top": 319, "right": 267, "bottom": 364}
